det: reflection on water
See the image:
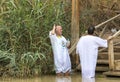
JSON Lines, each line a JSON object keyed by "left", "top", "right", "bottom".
{"left": 0, "top": 73, "right": 120, "bottom": 82}
{"left": 82, "top": 78, "right": 95, "bottom": 82}
{"left": 55, "top": 76, "right": 95, "bottom": 82}
{"left": 55, "top": 76, "right": 71, "bottom": 82}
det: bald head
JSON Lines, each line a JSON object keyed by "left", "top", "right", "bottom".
{"left": 55, "top": 25, "right": 63, "bottom": 36}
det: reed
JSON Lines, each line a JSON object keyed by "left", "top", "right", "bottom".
{"left": 0, "top": 0, "right": 71, "bottom": 77}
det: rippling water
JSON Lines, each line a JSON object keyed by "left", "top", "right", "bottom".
{"left": 0, "top": 73, "right": 120, "bottom": 82}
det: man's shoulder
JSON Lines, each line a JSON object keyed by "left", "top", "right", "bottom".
{"left": 61, "top": 35, "right": 65, "bottom": 38}
{"left": 80, "top": 35, "right": 97, "bottom": 40}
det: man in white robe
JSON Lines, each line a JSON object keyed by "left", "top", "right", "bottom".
{"left": 49, "top": 25, "right": 71, "bottom": 76}
{"left": 76, "top": 26, "right": 110, "bottom": 78}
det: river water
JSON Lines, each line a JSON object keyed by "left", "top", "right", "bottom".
{"left": 0, "top": 73, "right": 120, "bottom": 82}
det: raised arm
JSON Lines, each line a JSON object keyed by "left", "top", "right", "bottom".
{"left": 50, "top": 24, "right": 56, "bottom": 35}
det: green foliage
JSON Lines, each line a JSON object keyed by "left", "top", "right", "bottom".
{"left": 0, "top": 0, "right": 71, "bottom": 77}
{"left": 0, "top": 50, "right": 16, "bottom": 77}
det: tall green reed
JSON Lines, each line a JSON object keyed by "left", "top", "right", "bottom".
{"left": 0, "top": 0, "right": 71, "bottom": 77}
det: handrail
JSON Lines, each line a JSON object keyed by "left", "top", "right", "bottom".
{"left": 108, "top": 39, "right": 114, "bottom": 70}
{"left": 68, "top": 39, "right": 79, "bottom": 55}
{"left": 99, "top": 29, "right": 120, "bottom": 52}
{"left": 108, "top": 29, "right": 120, "bottom": 71}
{"left": 95, "top": 14, "right": 120, "bottom": 29}
{"left": 99, "top": 41, "right": 120, "bottom": 52}
{"left": 111, "top": 30, "right": 120, "bottom": 39}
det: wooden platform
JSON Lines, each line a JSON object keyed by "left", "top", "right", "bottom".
{"left": 103, "top": 71, "right": 120, "bottom": 76}
{"left": 98, "top": 52, "right": 120, "bottom": 59}
{"left": 97, "top": 59, "right": 108, "bottom": 65}
{"left": 75, "top": 63, "right": 109, "bottom": 72}
{"left": 115, "top": 60, "right": 120, "bottom": 70}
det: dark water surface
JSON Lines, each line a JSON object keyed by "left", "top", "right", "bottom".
{"left": 0, "top": 73, "right": 120, "bottom": 82}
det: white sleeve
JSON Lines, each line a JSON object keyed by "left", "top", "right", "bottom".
{"left": 49, "top": 31, "right": 56, "bottom": 45}
{"left": 95, "top": 37, "right": 108, "bottom": 48}
{"left": 49, "top": 31, "right": 56, "bottom": 38}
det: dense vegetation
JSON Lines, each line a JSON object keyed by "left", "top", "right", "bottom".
{"left": 0, "top": 0, "right": 71, "bottom": 77}
{"left": 79, "top": 0, "right": 120, "bottom": 32}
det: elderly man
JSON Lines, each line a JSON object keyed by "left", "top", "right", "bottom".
{"left": 76, "top": 26, "right": 110, "bottom": 78}
{"left": 49, "top": 25, "right": 71, "bottom": 76}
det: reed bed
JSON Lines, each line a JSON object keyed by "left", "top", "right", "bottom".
{"left": 0, "top": 0, "right": 71, "bottom": 77}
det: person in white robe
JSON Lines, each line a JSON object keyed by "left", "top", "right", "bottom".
{"left": 76, "top": 26, "right": 111, "bottom": 78}
{"left": 49, "top": 24, "right": 71, "bottom": 76}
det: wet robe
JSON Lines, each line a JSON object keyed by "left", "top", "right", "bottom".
{"left": 55, "top": 76, "right": 71, "bottom": 82}
{"left": 76, "top": 35, "right": 107, "bottom": 78}
{"left": 82, "top": 77, "right": 95, "bottom": 82}
{"left": 49, "top": 32, "right": 71, "bottom": 73}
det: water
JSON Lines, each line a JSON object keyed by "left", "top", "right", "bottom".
{"left": 0, "top": 73, "right": 120, "bottom": 82}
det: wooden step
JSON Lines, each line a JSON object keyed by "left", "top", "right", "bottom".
{"left": 115, "top": 60, "right": 120, "bottom": 71}
{"left": 97, "top": 59, "right": 109, "bottom": 65}
{"left": 111, "top": 53, "right": 120, "bottom": 60}
{"left": 98, "top": 53, "right": 108, "bottom": 59}
{"left": 114, "top": 47, "right": 120, "bottom": 52}
{"left": 97, "top": 60, "right": 109, "bottom": 72}
{"left": 75, "top": 64, "right": 109, "bottom": 72}
{"left": 98, "top": 52, "right": 120, "bottom": 59}
{"left": 98, "top": 46, "right": 120, "bottom": 52}
{"left": 103, "top": 71, "right": 120, "bottom": 76}
{"left": 96, "top": 66, "right": 109, "bottom": 72}
{"left": 114, "top": 46, "right": 120, "bottom": 48}
{"left": 98, "top": 52, "right": 108, "bottom": 59}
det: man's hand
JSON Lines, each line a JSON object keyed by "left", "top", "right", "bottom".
{"left": 66, "top": 39, "right": 70, "bottom": 48}
{"left": 51, "top": 24, "right": 56, "bottom": 35}
{"left": 53, "top": 24, "right": 56, "bottom": 30}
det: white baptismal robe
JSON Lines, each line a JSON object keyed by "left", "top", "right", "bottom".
{"left": 76, "top": 35, "right": 107, "bottom": 78}
{"left": 49, "top": 32, "right": 71, "bottom": 73}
